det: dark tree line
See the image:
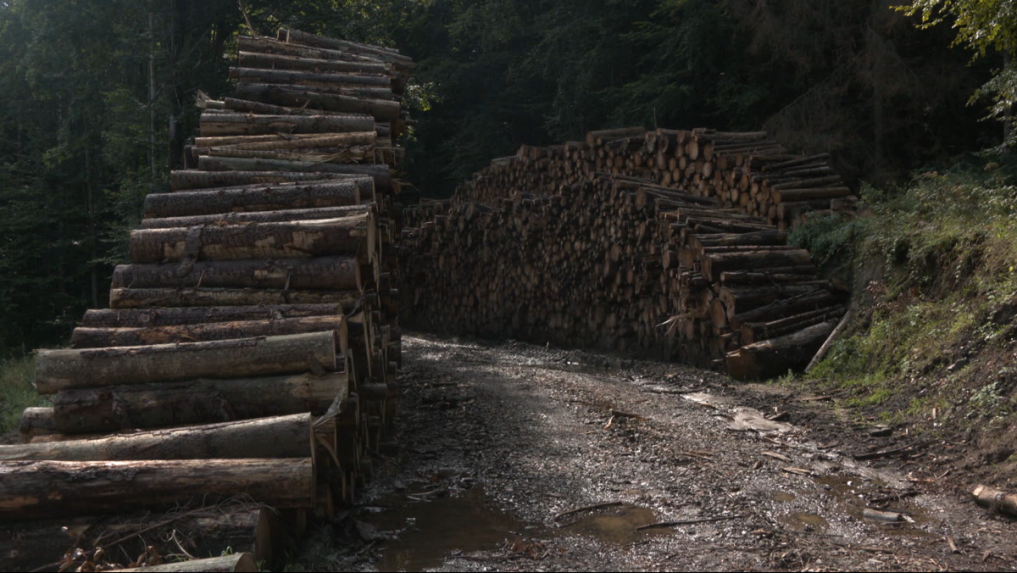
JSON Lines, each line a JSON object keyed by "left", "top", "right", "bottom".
{"left": 0, "top": 0, "right": 1007, "bottom": 354}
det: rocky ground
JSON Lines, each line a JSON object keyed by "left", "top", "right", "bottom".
{"left": 293, "top": 333, "right": 1017, "bottom": 572}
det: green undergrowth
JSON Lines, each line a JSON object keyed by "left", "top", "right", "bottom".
{"left": 788, "top": 156, "right": 1017, "bottom": 438}
{"left": 0, "top": 355, "right": 43, "bottom": 435}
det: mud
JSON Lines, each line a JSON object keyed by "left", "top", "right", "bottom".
{"left": 294, "top": 333, "right": 1017, "bottom": 572}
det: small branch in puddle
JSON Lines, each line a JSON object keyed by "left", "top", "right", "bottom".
{"left": 635, "top": 514, "right": 747, "bottom": 531}
{"left": 553, "top": 502, "right": 623, "bottom": 522}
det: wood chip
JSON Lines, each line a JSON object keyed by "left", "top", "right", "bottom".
{"left": 947, "top": 535, "right": 959, "bottom": 554}
{"left": 762, "top": 452, "right": 791, "bottom": 463}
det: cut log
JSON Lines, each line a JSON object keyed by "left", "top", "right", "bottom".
{"left": 196, "top": 156, "right": 391, "bottom": 192}
{"left": 109, "top": 288, "right": 364, "bottom": 311}
{"left": 18, "top": 407, "right": 56, "bottom": 443}
{"left": 34, "top": 332, "right": 338, "bottom": 394}
{"left": 229, "top": 67, "right": 391, "bottom": 87}
{"left": 169, "top": 170, "right": 363, "bottom": 192}
{"left": 972, "top": 484, "right": 1017, "bottom": 517}
{"left": 238, "top": 51, "right": 391, "bottom": 76}
{"left": 0, "top": 459, "right": 315, "bottom": 519}
{"left": 146, "top": 181, "right": 367, "bottom": 219}
{"left": 278, "top": 28, "right": 414, "bottom": 69}
{"left": 236, "top": 81, "right": 397, "bottom": 101}
{"left": 702, "top": 250, "right": 814, "bottom": 281}
{"left": 111, "top": 257, "right": 362, "bottom": 291}
{"left": 71, "top": 316, "right": 349, "bottom": 354}
{"left": 238, "top": 37, "right": 386, "bottom": 65}
{"left": 725, "top": 320, "right": 837, "bottom": 380}
{"left": 198, "top": 113, "right": 374, "bottom": 137}
{"left": 729, "top": 292, "right": 841, "bottom": 330}
{"left": 129, "top": 214, "right": 375, "bottom": 264}
{"left": 718, "top": 284, "right": 829, "bottom": 316}
{"left": 81, "top": 304, "right": 343, "bottom": 328}
{"left": 741, "top": 306, "right": 847, "bottom": 344}
{"left": 234, "top": 84, "right": 400, "bottom": 123}
{"left": 193, "top": 131, "right": 375, "bottom": 149}
{"left": 0, "top": 414, "right": 314, "bottom": 462}
{"left": 139, "top": 205, "right": 373, "bottom": 230}
{"left": 52, "top": 372, "right": 348, "bottom": 434}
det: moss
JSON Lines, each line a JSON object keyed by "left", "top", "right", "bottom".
{"left": 0, "top": 356, "right": 44, "bottom": 434}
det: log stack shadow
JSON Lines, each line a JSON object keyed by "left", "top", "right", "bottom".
{"left": 3, "top": 28, "right": 412, "bottom": 572}
{"left": 401, "top": 128, "right": 851, "bottom": 378}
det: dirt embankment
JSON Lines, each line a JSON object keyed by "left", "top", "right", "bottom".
{"left": 293, "top": 334, "right": 1017, "bottom": 572}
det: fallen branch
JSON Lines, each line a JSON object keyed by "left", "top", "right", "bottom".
{"left": 805, "top": 307, "right": 855, "bottom": 372}
{"left": 852, "top": 441, "right": 932, "bottom": 461}
{"left": 972, "top": 484, "right": 1017, "bottom": 517}
{"left": 635, "top": 514, "right": 747, "bottom": 531}
{"left": 553, "top": 502, "right": 623, "bottom": 522}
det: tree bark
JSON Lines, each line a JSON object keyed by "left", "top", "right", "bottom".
{"left": 236, "top": 82, "right": 396, "bottom": 102}
{"left": 111, "top": 257, "right": 362, "bottom": 291}
{"left": 194, "top": 131, "right": 375, "bottom": 148}
{"left": 139, "top": 205, "right": 373, "bottom": 230}
{"left": 108, "top": 288, "right": 364, "bottom": 312}
{"left": 81, "top": 304, "right": 343, "bottom": 328}
{"left": 19, "top": 407, "right": 57, "bottom": 443}
{"left": 229, "top": 67, "right": 391, "bottom": 87}
{"left": 238, "top": 51, "right": 391, "bottom": 76}
{"left": 702, "top": 249, "right": 814, "bottom": 281}
{"left": 128, "top": 214, "right": 375, "bottom": 264}
{"left": 71, "top": 316, "right": 349, "bottom": 354}
{"left": 0, "top": 414, "right": 314, "bottom": 462}
{"left": 725, "top": 321, "right": 837, "bottom": 380}
{"left": 199, "top": 112, "right": 373, "bottom": 137}
{"left": 35, "top": 332, "right": 338, "bottom": 394}
{"left": 52, "top": 372, "right": 348, "bottom": 434}
{"left": 0, "top": 459, "right": 315, "bottom": 519}
{"left": 169, "top": 170, "right": 365, "bottom": 192}
{"left": 196, "top": 156, "right": 391, "bottom": 192}
{"left": 237, "top": 37, "right": 386, "bottom": 66}
{"left": 147, "top": 181, "right": 366, "bottom": 218}
{"left": 233, "top": 84, "right": 400, "bottom": 123}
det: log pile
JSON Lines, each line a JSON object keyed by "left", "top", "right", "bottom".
{"left": 401, "top": 127, "right": 851, "bottom": 379}
{"left": 3, "top": 28, "right": 412, "bottom": 571}
{"left": 457, "top": 128, "right": 855, "bottom": 230}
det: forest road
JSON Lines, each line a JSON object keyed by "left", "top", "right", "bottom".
{"left": 311, "top": 333, "right": 1017, "bottom": 572}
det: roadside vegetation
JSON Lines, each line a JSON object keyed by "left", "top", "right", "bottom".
{"left": 0, "top": 355, "right": 41, "bottom": 435}
{"left": 789, "top": 155, "right": 1017, "bottom": 481}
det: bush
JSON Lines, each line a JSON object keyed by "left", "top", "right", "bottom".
{"left": 0, "top": 356, "right": 43, "bottom": 435}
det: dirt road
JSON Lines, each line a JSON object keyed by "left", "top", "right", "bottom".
{"left": 297, "top": 334, "right": 1017, "bottom": 571}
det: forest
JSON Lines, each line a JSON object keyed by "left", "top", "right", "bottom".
{"left": 0, "top": 0, "right": 1013, "bottom": 355}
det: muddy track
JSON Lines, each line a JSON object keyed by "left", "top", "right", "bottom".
{"left": 297, "top": 334, "right": 1017, "bottom": 572}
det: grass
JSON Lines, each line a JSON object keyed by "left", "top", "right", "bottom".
{"left": 0, "top": 355, "right": 44, "bottom": 434}
{"left": 787, "top": 155, "right": 1017, "bottom": 430}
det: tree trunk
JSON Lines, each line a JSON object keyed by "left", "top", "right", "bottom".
{"left": 108, "top": 288, "right": 364, "bottom": 312}
{"left": 81, "top": 304, "right": 343, "bottom": 328}
{"left": 0, "top": 414, "right": 313, "bottom": 462}
{"left": 52, "top": 372, "right": 348, "bottom": 435}
{"left": 238, "top": 51, "right": 390, "bottom": 76}
{"left": 35, "top": 332, "right": 338, "bottom": 394}
{"left": 0, "top": 459, "right": 315, "bottom": 519}
{"left": 194, "top": 131, "right": 375, "bottom": 149}
{"left": 725, "top": 321, "right": 837, "bottom": 380}
{"left": 19, "top": 408, "right": 57, "bottom": 443}
{"left": 702, "top": 249, "right": 814, "bottom": 281}
{"left": 233, "top": 84, "right": 400, "bottom": 123}
{"left": 229, "top": 67, "right": 390, "bottom": 87}
{"left": 147, "top": 181, "right": 366, "bottom": 219}
{"left": 196, "top": 156, "right": 391, "bottom": 192}
{"left": 111, "top": 257, "right": 362, "bottom": 291}
{"left": 139, "top": 205, "right": 373, "bottom": 230}
{"left": 199, "top": 113, "right": 373, "bottom": 137}
{"left": 71, "top": 316, "right": 349, "bottom": 354}
{"left": 128, "top": 213, "right": 375, "bottom": 264}
{"left": 169, "top": 170, "right": 364, "bottom": 192}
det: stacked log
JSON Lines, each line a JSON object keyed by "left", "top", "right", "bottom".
{"left": 3, "top": 28, "right": 412, "bottom": 571}
{"left": 402, "top": 128, "right": 851, "bottom": 379}
{"left": 457, "top": 128, "right": 854, "bottom": 230}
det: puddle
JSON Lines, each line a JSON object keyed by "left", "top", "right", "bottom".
{"left": 366, "top": 487, "right": 543, "bottom": 572}
{"left": 781, "top": 512, "right": 830, "bottom": 532}
{"left": 558, "top": 504, "right": 668, "bottom": 545}
{"left": 364, "top": 489, "right": 668, "bottom": 571}
{"left": 812, "top": 475, "right": 936, "bottom": 539}
{"left": 771, "top": 491, "right": 797, "bottom": 503}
